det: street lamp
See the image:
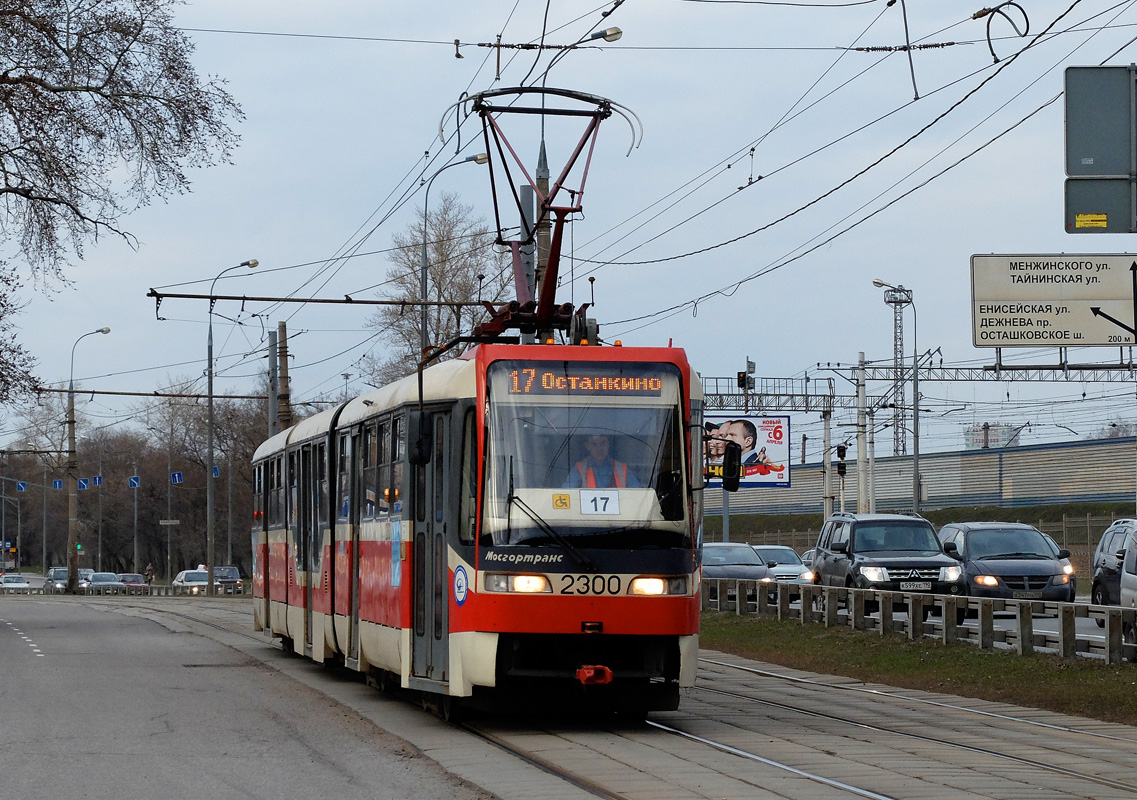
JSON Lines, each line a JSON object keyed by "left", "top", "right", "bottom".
{"left": 208, "top": 259, "right": 257, "bottom": 596}
{"left": 873, "top": 278, "right": 920, "bottom": 513}
{"left": 67, "top": 326, "right": 110, "bottom": 592}
{"left": 420, "top": 154, "right": 488, "bottom": 355}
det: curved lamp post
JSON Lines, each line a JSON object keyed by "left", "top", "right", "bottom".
{"left": 420, "top": 154, "right": 488, "bottom": 356}
{"left": 873, "top": 279, "right": 919, "bottom": 513}
{"left": 207, "top": 259, "right": 257, "bottom": 596}
{"left": 67, "top": 326, "right": 110, "bottom": 592}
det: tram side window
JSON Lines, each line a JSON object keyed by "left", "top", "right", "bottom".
{"left": 316, "top": 442, "right": 329, "bottom": 527}
{"left": 253, "top": 464, "right": 264, "bottom": 524}
{"left": 458, "top": 409, "right": 477, "bottom": 545}
{"left": 376, "top": 419, "right": 390, "bottom": 516}
{"left": 338, "top": 433, "right": 350, "bottom": 520}
{"left": 392, "top": 415, "right": 406, "bottom": 515}
{"left": 269, "top": 457, "right": 284, "bottom": 527}
{"left": 363, "top": 423, "right": 378, "bottom": 518}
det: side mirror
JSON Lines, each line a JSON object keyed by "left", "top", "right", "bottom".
{"left": 1058, "top": 548, "right": 1071, "bottom": 559}
{"left": 832, "top": 541, "right": 848, "bottom": 554}
{"left": 766, "top": 561, "right": 778, "bottom": 568}
{"left": 943, "top": 541, "right": 962, "bottom": 559}
{"left": 721, "top": 441, "right": 742, "bottom": 493}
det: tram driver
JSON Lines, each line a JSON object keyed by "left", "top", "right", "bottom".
{"left": 563, "top": 433, "right": 643, "bottom": 489}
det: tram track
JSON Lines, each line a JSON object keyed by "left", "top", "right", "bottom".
{"left": 61, "top": 598, "right": 1137, "bottom": 799}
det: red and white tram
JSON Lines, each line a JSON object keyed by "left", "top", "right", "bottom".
{"left": 251, "top": 341, "right": 704, "bottom": 713}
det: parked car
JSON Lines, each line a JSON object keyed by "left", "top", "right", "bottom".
{"left": 1092, "top": 519, "right": 1134, "bottom": 626}
{"left": 811, "top": 512, "right": 965, "bottom": 619}
{"left": 702, "top": 542, "right": 774, "bottom": 603}
{"left": 1, "top": 573, "right": 31, "bottom": 592}
{"left": 1118, "top": 527, "right": 1137, "bottom": 643}
{"left": 936, "top": 522, "right": 1075, "bottom": 614}
{"left": 118, "top": 573, "right": 148, "bottom": 594}
{"left": 86, "top": 572, "right": 126, "bottom": 594}
{"left": 752, "top": 545, "right": 814, "bottom": 588}
{"left": 172, "top": 569, "right": 211, "bottom": 595}
{"left": 800, "top": 548, "right": 815, "bottom": 569}
{"left": 212, "top": 566, "right": 243, "bottom": 594}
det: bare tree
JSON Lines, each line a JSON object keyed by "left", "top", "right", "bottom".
{"left": 361, "top": 193, "right": 511, "bottom": 385}
{"left": 0, "top": 1, "right": 241, "bottom": 404}
{"left": 0, "top": 0, "right": 242, "bottom": 275}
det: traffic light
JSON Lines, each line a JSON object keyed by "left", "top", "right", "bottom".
{"left": 76, "top": 543, "right": 82, "bottom": 552}
{"left": 736, "top": 371, "right": 746, "bottom": 389}
{"left": 835, "top": 443, "right": 847, "bottom": 476}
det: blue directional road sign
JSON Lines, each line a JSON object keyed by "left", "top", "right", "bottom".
{"left": 52, "top": 479, "right": 63, "bottom": 490}
{"left": 16, "top": 482, "right": 26, "bottom": 492}
{"left": 171, "top": 472, "right": 183, "bottom": 485}
{"left": 93, "top": 476, "right": 102, "bottom": 487}
{"left": 128, "top": 476, "right": 140, "bottom": 489}
{"left": 77, "top": 478, "right": 89, "bottom": 490}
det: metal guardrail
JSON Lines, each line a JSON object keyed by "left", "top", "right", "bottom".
{"left": 703, "top": 579, "right": 1137, "bottom": 664}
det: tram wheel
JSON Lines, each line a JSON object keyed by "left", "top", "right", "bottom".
{"left": 440, "top": 696, "right": 462, "bottom": 723}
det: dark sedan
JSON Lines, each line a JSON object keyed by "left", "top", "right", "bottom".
{"left": 937, "top": 522, "right": 1076, "bottom": 608}
{"left": 702, "top": 542, "right": 774, "bottom": 604}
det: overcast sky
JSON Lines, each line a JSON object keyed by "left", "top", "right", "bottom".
{"left": 9, "top": 0, "right": 1137, "bottom": 459}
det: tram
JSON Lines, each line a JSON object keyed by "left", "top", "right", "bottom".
{"left": 251, "top": 341, "right": 704, "bottom": 713}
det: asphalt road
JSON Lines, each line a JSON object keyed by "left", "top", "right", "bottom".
{"left": 0, "top": 598, "right": 494, "bottom": 800}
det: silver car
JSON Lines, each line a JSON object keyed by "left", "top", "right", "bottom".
{"left": 1, "top": 574, "right": 31, "bottom": 592}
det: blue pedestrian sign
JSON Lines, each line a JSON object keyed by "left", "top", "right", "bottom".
{"left": 171, "top": 472, "right": 183, "bottom": 485}
{"left": 212, "top": 465, "right": 220, "bottom": 478}
{"left": 16, "top": 482, "right": 26, "bottom": 492}
{"left": 77, "top": 478, "right": 89, "bottom": 490}
{"left": 93, "top": 476, "right": 102, "bottom": 487}
{"left": 128, "top": 476, "right": 140, "bottom": 489}
{"left": 52, "top": 479, "right": 63, "bottom": 490}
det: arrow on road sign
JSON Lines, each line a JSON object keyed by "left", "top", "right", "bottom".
{"left": 77, "top": 478, "right": 89, "bottom": 490}
{"left": 16, "top": 482, "right": 26, "bottom": 492}
{"left": 1091, "top": 306, "right": 1136, "bottom": 335}
{"left": 128, "top": 476, "right": 140, "bottom": 488}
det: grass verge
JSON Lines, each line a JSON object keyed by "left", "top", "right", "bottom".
{"left": 700, "top": 611, "right": 1137, "bottom": 726}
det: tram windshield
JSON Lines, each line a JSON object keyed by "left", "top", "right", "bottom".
{"left": 483, "top": 360, "right": 690, "bottom": 548}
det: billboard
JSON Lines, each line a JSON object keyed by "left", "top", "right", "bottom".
{"left": 704, "top": 414, "right": 791, "bottom": 488}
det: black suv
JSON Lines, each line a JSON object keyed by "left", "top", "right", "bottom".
{"left": 812, "top": 512, "right": 966, "bottom": 613}
{"left": 1091, "top": 519, "right": 1134, "bottom": 623}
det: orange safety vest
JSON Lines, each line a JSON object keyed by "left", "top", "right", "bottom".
{"left": 574, "top": 459, "right": 627, "bottom": 488}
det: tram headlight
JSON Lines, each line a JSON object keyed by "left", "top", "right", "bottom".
{"left": 484, "top": 573, "right": 551, "bottom": 593}
{"left": 629, "top": 577, "right": 688, "bottom": 596}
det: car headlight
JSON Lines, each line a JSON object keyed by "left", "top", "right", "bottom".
{"left": 1054, "top": 573, "right": 1071, "bottom": 585}
{"left": 629, "top": 577, "right": 688, "bottom": 596}
{"left": 484, "top": 573, "right": 550, "bottom": 593}
{"left": 974, "top": 574, "right": 999, "bottom": 587}
{"left": 859, "top": 566, "right": 888, "bottom": 583}
{"left": 799, "top": 570, "right": 815, "bottom": 582}
{"left": 941, "top": 565, "right": 963, "bottom": 582}
{"left": 1063, "top": 563, "right": 1075, "bottom": 575}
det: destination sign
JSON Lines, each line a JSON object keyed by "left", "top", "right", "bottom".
{"left": 971, "top": 254, "right": 1137, "bottom": 347}
{"left": 493, "top": 361, "right": 673, "bottom": 397}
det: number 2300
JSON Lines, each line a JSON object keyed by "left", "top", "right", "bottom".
{"left": 559, "top": 574, "right": 622, "bottom": 595}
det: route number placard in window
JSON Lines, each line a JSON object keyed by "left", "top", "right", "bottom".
{"left": 579, "top": 490, "right": 620, "bottom": 515}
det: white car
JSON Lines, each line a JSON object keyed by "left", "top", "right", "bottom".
{"left": 1119, "top": 529, "right": 1137, "bottom": 643}
{"left": 172, "top": 569, "right": 211, "bottom": 595}
{"left": 1, "top": 573, "right": 31, "bottom": 592}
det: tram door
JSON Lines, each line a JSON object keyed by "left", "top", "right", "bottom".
{"left": 299, "top": 444, "right": 316, "bottom": 657}
{"left": 413, "top": 411, "right": 450, "bottom": 682}
{"left": 347, "top": 429, "right": 363, "bottom": 665}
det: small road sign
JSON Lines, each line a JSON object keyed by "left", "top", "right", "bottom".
{"left": 212, "top": 465, "right": 220, "bottom": 478}
{"left": 128, "top": 476, "right": 140, "bottom": 488}
{"left": 77, "top": 478, "right": 89, "bottom": 490}
{"left": 93, "top": 476, "right": 102, "bottom": 487}
{"left": 159, "top": 519, "right": 180, "bottom": 526}
{"left": 52, "top": 479, "right": 62, "bottom": 490}
{"left": 16, "top": 482, "right": 26, "bottom": 492}
{"left": 171, "top": 472, "right": 183, "bottom": 485}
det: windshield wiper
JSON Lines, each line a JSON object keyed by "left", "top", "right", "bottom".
{"left": 505, "top": 463, "right": 597, "bottom": 572}
{"left": 980, "top": 552, "right": 1048, "bottom": 559}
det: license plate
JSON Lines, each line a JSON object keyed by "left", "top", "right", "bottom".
{"left": 1012, "top": 590, "right": 1043, "bottom": 599}
{"left": 899, "top": 581, "right": 932, "bottom": 591}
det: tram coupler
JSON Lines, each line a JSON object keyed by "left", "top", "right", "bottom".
{"left": 575, "top": 665, "right": 614, "bottom": 685}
